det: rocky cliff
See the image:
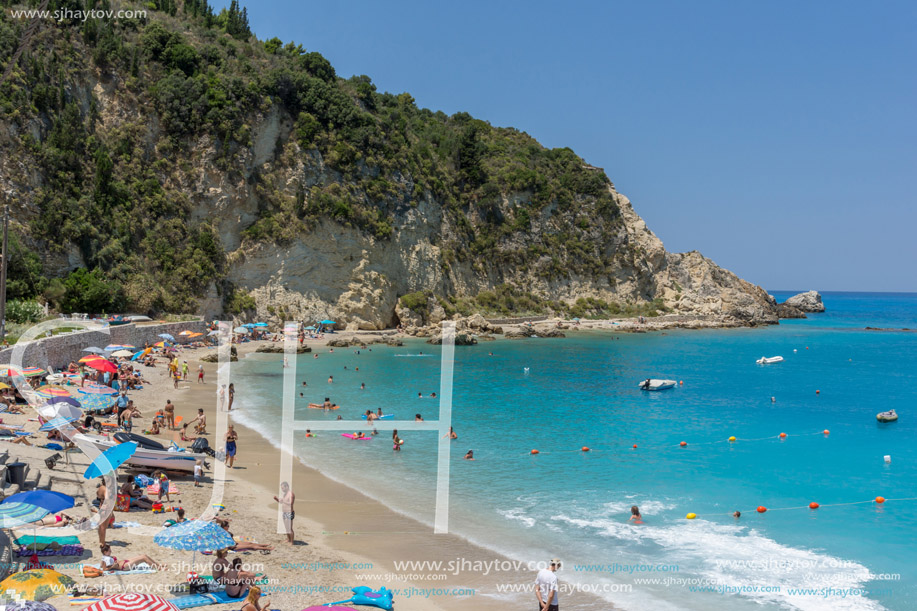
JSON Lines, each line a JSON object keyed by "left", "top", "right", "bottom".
{"left": 0, "top": 2, "right": 777, "bottom": 328}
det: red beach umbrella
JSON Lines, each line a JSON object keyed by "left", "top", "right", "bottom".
{"left": 84, "top": 594, "right": 179, "bottom": 611}
{"left": 84, "top": 360, "right": 118, "bottom": 374}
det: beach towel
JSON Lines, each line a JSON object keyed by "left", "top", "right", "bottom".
{"left": 111, "top": 520, "right": 143, "bottom": 528}
{"left": 83, "top": 562, "right": 156, "bottom": 575}
{"left": 69, "top": 596, "right": 103, "bottom": 606}
{"left": 15, "top": 534, "right": 81, "bottom": 548}
{"left": 146, "top": 482, "right": 179, "bottom": 494}
{"left": 169, "top": 590, "right": 253, "bottom": 609}
{"left": 16, "top": 544, "right": 84, "bottom": 556}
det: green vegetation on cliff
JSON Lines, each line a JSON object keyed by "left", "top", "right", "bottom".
{"left": 0, "top": 0, "right": 623, "bottom": 315}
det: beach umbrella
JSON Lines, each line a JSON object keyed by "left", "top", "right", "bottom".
{"left": 2, "top": 491, "right": 74, "bottom": 515}
{"left": 45, "top": 396, "right": 81, "bottom": 408}
{"left": 232, "top": 326, "right": 249, "bottom": 334}
{"left": 0, "top": 569, "right": 75, "bottom": 602}
{"left": 130, "top": 350, "right": 145, "bottom": 361}
{"left": 241, "top": 323, "right": 256, "bottom": 328}
{"left": 78, "top": 384, "right": 118, "bottom": 395}
{"left": 154, "top": 520, "right": 234, "bottom": 571}
{"left": 0, "top": 503, "right": 50, "bottom": 529}
{"left": 76, "top": 394, "right": 116, "bottom": 412}
{"left": 83, "top": 593, "right": 179, "bottom": 611}
{"left": 157, "top": 333, "right": 175, "bottom": 341}
{"left": 187, "top": 332, "right": 203, "bottom": 337}
{"left": 40, "top": 403, "right": 82, "bottom": 422}
{"left": 83, "top": 442, "right": 137, "bottom": 480}
{"left": 0, "top": 365, "right": 20, "bottom": 377}
{"left": 154, "top": 520, "right": 234, "bottom": 551}
{"left": 0, "top": 601, "right": 57, "bottom": 610}
{"left": 82, "top": 347, "right": 107, "bottom": 354}
{"left": 0, "top": 382, "right": 9, "bottom": 390}
{"left": 104, "top": 344, "right": 134, "bottom": 351}
{"left": 178, "top": 330, "right": 193, "bottom": 336}
{"left": 85, "top": 360, "right": 117, "bottom": 374}
{"left": 35, "top": 385, "right": 71, "bottom": 398}
{"left": 20, "top": 368, "right": 46, "bottom": 378}
{"left": 207, "top": 330, "right": 220, "bottom": 336}
{"left": 39, "top": 416, "right": 79, "bottom": 431}
{"left": 320, "top": 320, "right": 336, "bottom": 325}
{"left": 111, "top": 350, "right": 133, "bottom": 358}
{"left": 305, "top": 326, "right": 316, "bottom": 330}
{"left": 78, "top": 355, "right": 106, "bottom": 364}
{"left": 254, "top": 322, "right": 268, "bottom": 327}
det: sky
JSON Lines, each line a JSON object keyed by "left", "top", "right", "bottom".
{"left": 215, "top": 0, "right": 916, "bottom": 292}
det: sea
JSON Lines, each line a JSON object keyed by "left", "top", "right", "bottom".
{"left": 230, "top": 292, "right": 917, "bottom": 611}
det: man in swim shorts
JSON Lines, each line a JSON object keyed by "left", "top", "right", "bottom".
{"left": 273, "top": 481, "right": 295, "bottom": 545}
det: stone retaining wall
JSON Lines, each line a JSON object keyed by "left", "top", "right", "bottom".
{"left": 0, "top": 320, "right": 207, "bottom": 371}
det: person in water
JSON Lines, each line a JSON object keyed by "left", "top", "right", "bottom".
{"left": 733, "top": 511, "right": 741, "bottom": 519}
{"left": 415, "top": 414, "right": 423, "bottom": 421}
{"left": 305, "top": 429, "right": 314, "bottom": 438}
{"left": 442, "top": 426, "right": 457, "bottom": 440}
{"left": 365, "top": 410, "right": 376, "bottom": 423}
{"left": 464, "top": 450, "right": 474, "bottom": 460}
{"left": 629, "top": 505, "right": 643, "bottom": 524}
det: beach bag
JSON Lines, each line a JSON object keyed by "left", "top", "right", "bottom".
{"left": 82, "top": 565, "right": 104, "bottom": 578}
{"left": 115, "top": 493, "right": 131, "bottom": 512}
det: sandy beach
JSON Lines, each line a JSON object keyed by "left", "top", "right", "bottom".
{"left": 3, "top": 328, "right": 610, "bottom": 610}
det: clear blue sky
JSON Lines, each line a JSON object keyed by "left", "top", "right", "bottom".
{"left": 216, "top": 0, "right": 916, "bottom": 292}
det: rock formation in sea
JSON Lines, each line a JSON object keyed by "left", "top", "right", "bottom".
{"left": 782, "top": 291, "right": 825, "bottom": 313}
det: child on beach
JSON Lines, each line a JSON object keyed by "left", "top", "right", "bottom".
{"left": 157, "top": 472, "right": 171, "bottom": 503}
{"left": 194, "top": 460, "right": 203, "bottom": 487}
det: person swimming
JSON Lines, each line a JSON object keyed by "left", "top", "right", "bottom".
{"left": 464, "top": 450, "right": 474, "bottom": 460}
{"left": 629, "top": 505, "right": 643, "bottom": 524}
{"left": 305, "top": 429, "right": 315, "bottom": 438}
{"left": 733, "top": 511, "right": 741, "bottom": 519}
{"left": 415, "top": 414, "right": 423, "bottom": 421}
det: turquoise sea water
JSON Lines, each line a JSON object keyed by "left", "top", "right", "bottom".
{"left": 231, "top": 292, "right": 917, "bottom": 611}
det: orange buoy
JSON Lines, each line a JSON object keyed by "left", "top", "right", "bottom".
{"left": 680, "top": 441, "right": 687, "bottom": 447}
{"left": 757, "top": 506, "right": 767, "bottom": 513}
{"left": 823, "top": 429, "right": 830, "bottom": 435}
{"left": 779, "top": 432, "right": 787, "bottom": 438}
{"left": 679, "top": 380, "right": 683, "bottom": 385}
{"left": 816, "top": 390, "right": 820, "bottom": 394}
{"left": 809, "top": 502, "right": 819, "bottom": 509}
{"left": 581, "top": 446, "right": 590, "bottom": 452}
{"left": 632, "top": 444, "right": 637, "bottom": 449}
{"left": 875, "top": 496, "right": 885, "bottom": 504}
{"left": 531, "top": 449, "right": 539, "bottom": 455}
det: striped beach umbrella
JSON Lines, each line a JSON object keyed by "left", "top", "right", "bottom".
{"left": 153, "top": 520, "right": 234, "bottom": 551}
{"left": 38, "top": 416, "right": 78, "bottom": 431}
{"left": 0, "top": 365, "right": 20, "bottom": 377}
{"left": 0, "top": 503, "right": 50, "bottom": 529}
{"left": 82, "top": 347, "right": 108, "bottom": 354}
{"left": 83, "top": 594, "right": 179, "bottom": 611}
{"left": 78, "top": 385, "right": 118, "bottom": 395}
{"left": 45, "top": 396, "right": 81, "bottom": 408}
{"left": 104, "top": 344, "right": 135, "bottom": 351}
{"left": 78, "top": 355, "right": 106, "bottom": 364}
{"left": 77, "top": 394, "right": 116, "bottom": 412}
{"left": 35, "top": 385, "right": 72, "bottom": 398}
{"left": 20, "top": 367, "right": 46, "bottom": 377}
{"left": 85, "top": 360, "right": 117, "bottom": 374}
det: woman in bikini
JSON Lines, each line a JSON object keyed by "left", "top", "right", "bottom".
{"left": 100, "top": 544, "right": 163, "bottom": 571}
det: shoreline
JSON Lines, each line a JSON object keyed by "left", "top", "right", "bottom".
{"left": 187, "top": 337, "right": 611, "bottom": 610}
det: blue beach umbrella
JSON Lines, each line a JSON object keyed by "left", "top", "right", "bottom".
{"left": 233, "top": 326, "right": 250, "bottom": 334}
{"left": 82, "top": 347, "right": 107, "bottom": 354}
{"left": 305, "top": 326, "right": 316, "bottom": 330}
{"left": 0, "top": 502, "right": 50, "bottom": 529}
{"left": 241, "top": 323, "right": 256, "bottom": 328}
{"left": 154, "top": 519, "right": 234, "bottom": 551}
{"left": 131, "top": 350, "right": 145, "bottom": 361}
{"left": 158, "top": 333, "right": 175, "bottom": 341}
{"left": 38, "top": 417, "right": 78, "bottom": 431}
{"left": 254, "top": 322, "right": 268, "bottom": 327}
{"left": 207, "top": 330, "right": 220, "bottom": 336}
{"left": 320, "top": 320, "right": 336, "bottom": 325}
{"left": 45, "top": 396, "right": 81, "bottom": 408}
{"left": 83, "top": 442, "right": 138, "bottom": 480}
{"left": 2, "top": 491, "right": 74, "bottom": 514}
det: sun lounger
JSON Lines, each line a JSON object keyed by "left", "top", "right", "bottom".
{"left": 15, "top": 534, "right": 80, "bottom": 548}
{"left": 83, "top": 562, "right": 156, "bottom": 575}
{"left": 169, "top": 590, "right": 258, "bottom": 609}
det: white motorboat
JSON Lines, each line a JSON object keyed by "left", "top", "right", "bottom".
{"left": 876, "top": 410, "right": 898, "bottom": 423}
{"left": 638, "top": 379, "right": 677, "bottom": 391}
{"left": 74, "top": 433, "right": 208, "bottom": 473}
{"left": 756, "top": 356, "right": 784, "bottom": 364}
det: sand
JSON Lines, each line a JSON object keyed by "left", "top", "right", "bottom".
{"left": 3, "top": 331, "right": 609, "bottom": 610}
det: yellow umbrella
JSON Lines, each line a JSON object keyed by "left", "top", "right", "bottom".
{"left": 0, "top": 568, "right": 76, "bottom": 601}
{"left": 0, "top": 382, "right": 9, "bottom": 390}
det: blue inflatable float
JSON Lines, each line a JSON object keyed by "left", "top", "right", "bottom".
{"left": 327, "top": 586, "right": 394, "bottom": 610}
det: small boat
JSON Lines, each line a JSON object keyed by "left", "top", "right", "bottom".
{"left": 756, "top": 356, "right": 784, "bottom": 364}
{"left": 877, "top": 410, "right": 898, "bottom": 423}
{"left": 638, "top": 379, "right": 677, "bottom": 391}
{"left": 74, "top": 433, "right": 208, "bottom": 473}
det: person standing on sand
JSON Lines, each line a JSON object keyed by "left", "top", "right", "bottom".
{"left": 218, "top": 384, "right": 226, "bottom": 411}
{"left": 228, "top": 383, "right": 235, "bottom": 411}
{"left": 535, "top": 559, "right": 561, "bottom": 611}
{"left": 198, "top": 364, "right": 205, "bottom": 384}
{"left": 182, "top": 360, "right": 189, "bottom": 380}
{"left": 273, "top": 481, "right": 295, "bottom": 545}
{"left": 225, "top": 424, "right": 238, "bottom": 468}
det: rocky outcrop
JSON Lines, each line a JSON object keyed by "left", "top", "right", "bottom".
{"left": 426, "top": 333, "right": 477, "bottom": 345}
{"left": 776, "top": 303, "right": 807, "bottom": 319}
{"left": 327, "top": 336, "right": 403, "bottom": 348}
{"left": 255, "top": 344, "right": 312, "bottom": 354}
{"left": 783, "top": 291, "right": 825, "bottom": 313}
